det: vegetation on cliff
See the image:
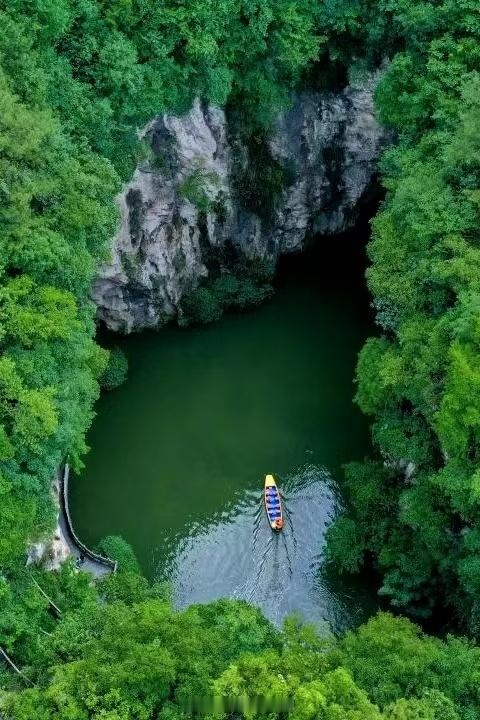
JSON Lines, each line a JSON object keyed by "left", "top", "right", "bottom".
{"left": 1, "top": 0, "right": 480, "bottom": 713}
{"left": 181, "top": 258, "right": 275, "bottom": 325}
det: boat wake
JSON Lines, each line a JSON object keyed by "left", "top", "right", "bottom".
{"left": 165, "top": 463, "right": 374, "bottom": 630}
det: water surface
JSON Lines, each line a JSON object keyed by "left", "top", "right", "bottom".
{"left": 71, "top": 233, "right": 377, "bottom": 630}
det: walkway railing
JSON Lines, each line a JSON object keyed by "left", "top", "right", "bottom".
{"left": 60, "top": 464, "right": 117, "bottom": 573}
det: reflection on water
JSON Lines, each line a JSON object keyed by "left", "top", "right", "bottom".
{"left": 165, "top": 464, "right": 375, "bottom": 631}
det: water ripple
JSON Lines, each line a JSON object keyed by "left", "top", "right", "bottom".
{"left": 158, "top": 464, "right": 375, "bottom": 631}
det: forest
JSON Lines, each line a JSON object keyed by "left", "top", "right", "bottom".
{"left": 1, "top": 0, "right": 480, "bottom": 716}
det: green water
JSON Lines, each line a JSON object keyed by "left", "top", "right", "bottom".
{"left": 71, "top": 234, "right": 378, "bottom": 629}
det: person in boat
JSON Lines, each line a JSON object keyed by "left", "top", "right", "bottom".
{"left": 274, "top": 518, "right": 284, "bottom": 530}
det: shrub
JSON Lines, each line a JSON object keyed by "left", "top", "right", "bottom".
{"left": 100, "top": 347, "right": 129, "bottom": 390}
{"left": 179, "top": 169, "right": 218, "bottom": 212}
{"left": 181, "top": 286, "right": 223, "bottom": 324}
{"left": 96, "top": 535, "right": 141, "bottom": 574}
{"left": 181, "top": 271, "right": 273, "bottom": 325}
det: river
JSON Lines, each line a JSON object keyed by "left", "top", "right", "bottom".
{"left": 70, "top": 228, "right": 378, "bottom": 631}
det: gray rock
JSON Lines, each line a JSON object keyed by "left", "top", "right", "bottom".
{"left": 92, "top": 72, "right": 385, "bottom": 332}
{"left": 26, "top": 473, "right": 72, "bottom": 571}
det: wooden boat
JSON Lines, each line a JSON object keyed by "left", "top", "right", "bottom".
{"left": 264, "top": 474, "right": 284, "bottom": 531}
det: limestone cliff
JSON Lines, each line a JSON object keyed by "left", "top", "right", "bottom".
{"left": 92, "top": 72, "right": 385, "bottom": 332}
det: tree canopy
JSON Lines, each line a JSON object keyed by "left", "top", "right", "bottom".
{"left": 2, "top": 0, "right": 480, "bottom": 714}
{"left": 326, "top": 0, "right": 480, "bottom": 632}
{"left": 3, "top": 557, "right": 480, "bottom": 719}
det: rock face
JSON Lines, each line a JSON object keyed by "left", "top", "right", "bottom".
{"left": 92, "top": 72, "right": 385, "bottom": 332}
{"left": 27, "top": 473, "right": 72, "bottom": 571}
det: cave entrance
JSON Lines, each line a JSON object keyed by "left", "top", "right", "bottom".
{"left": 71, "top": 205, "right": 379, "bottom": 629}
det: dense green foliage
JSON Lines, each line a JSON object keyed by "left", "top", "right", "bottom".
{"left": 100, "top": 348, "right": 129, "bottom": 391}
{"left": 2, "top": 0, "right": 480, "bottom": 713}
{"left": 181, "top": 263, "right": 274, "bottom": 325}
{"left": 97, "top": 535, "right": 141, "bottom": 573}
{"left": 0, "top": 66, "right": 114, "bottom": 565}
{"left": 326, "top": 0, "right": 480, "bottom": 631}
{"left": 2, "top": 553, "right": 480, "bottom": 719}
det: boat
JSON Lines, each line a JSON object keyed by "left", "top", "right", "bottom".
{"left": 264, "top": 474, "right": 284, "bottom": 531}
